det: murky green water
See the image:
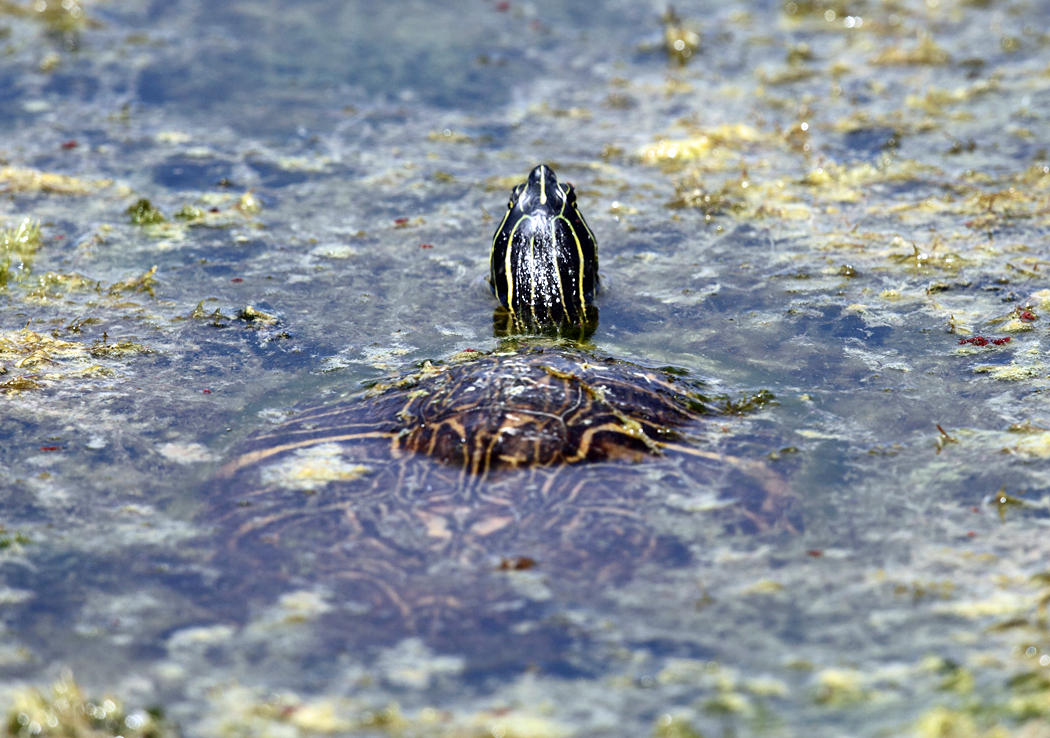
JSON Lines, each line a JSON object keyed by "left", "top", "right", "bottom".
{"left": 2, "top": 0, "right": 1050, "bottom": 735}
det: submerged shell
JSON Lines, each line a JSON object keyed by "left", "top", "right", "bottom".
{"left": 206, "top": 347, "right": 792, "bottom": 667}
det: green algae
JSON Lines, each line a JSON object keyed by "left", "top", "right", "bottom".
{"left": 0, "top": 167, "right": 112, "bottom": 196}
{"left": 126, "top": 199, "right": 166, "bottom": 226}
{"left": 173, "top": 204, "right": 204, "bottom": 221}
{"left": 196, "top": 683, "right": 571, "bottom": 738}
{"left": 187, "top": 300, "right": 230, "bottom": 327}
{"left": 900, "top": 564, "right": 1050, "bottom": 737}
{"left": 660, "top": 7, "right": 700, "bottom": 67}
{"left": 721, "top": 389, "right": 778, "bottom": 415}
{"left": 234, "top": 305, "right": 278, "bottom": 326}
{"left": 870, "top": 32, "right": 951, "bottom": 66}
{"left": 3, "top": 672, "right": 173, "bottom": 738}
{"left": 88, "top": 339, "right": 152, "bottom": 358}
{"left": 185, "top": 301, "right": 280, "bottom": 329}
{"left": 173, "top": 192, "right": 261, "bottom": 227}
{"left": 653, "top": 715, "right": 704, "bottom": 738}
{"left": 989, "top": 488, "right": 1026, "bottom": 521}
{"left": 24, "top": 272, "right": 96, "bottom": 301}
{"left": 0, "top": 218, "right": 41, "bottom": 288}
{"left": 107, "top": 266, "right": 158, "bottom": 296}
{"left": 0, "top": 0, "right": 94, "bottom": 35}
{"left": 0, "top": 328, "right": 143, "bottom": 393}
{"left": 0, "top": 529, "right": 30, "bottom": 550}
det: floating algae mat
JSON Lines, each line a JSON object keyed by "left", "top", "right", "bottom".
{"left": 1, "top": 1, "right": 1050, "bottom": 735}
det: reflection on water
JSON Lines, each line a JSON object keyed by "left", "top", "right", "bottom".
{"left": 491, "top": 304, "right": 599, "bottom": 340}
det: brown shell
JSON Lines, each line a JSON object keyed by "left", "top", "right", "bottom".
{"left": 205, "top": 347, "right": 792, "bottom": 666}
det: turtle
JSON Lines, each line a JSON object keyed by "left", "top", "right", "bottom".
{"left": 205, "top": 165, "right": 793, "bottom": 671}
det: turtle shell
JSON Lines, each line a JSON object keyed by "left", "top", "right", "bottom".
{"left": 206, "top": 346, "right": 792, "bottom": 669}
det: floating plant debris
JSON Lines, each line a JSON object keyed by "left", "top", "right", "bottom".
{"left": 0, "top": 218, "right": 42, "bottom": 287}
{"left": 3, "top": 671, "right": 174, "bottom": 738}
{"left": 126, "top": 199, "right": 166, "bottom": 225}
{"left": 958, "top": 336, "right": 1011, "bottom": 347}
{"left": 0, "top": 166, "right": 111, "bottom": 195}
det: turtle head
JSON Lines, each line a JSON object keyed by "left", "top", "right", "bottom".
{"left": 507, "top": 164, "right": 570, "bottom": 215}
{"left": 489, "top": 164, "right": 599, "bottom": 335}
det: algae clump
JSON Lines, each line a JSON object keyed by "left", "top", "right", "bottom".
{"left": 127, "top": 199, "right": 166, "bottom": 225}
{"left": 4, "top": 671, "right": 174, "bottom": 738}
{"left": 0, "top": 218, "right": 42, "bottom": 287}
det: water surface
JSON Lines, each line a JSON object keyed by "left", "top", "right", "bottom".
{"left": 2, "top": 1, "right": 1050, "bottom": 735}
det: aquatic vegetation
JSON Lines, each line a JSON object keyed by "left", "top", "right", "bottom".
{"left": 171, "top": 191, "right": 262, "bottom": 227}
{"left": 972, "top": 363, "right": 1042, "bottom": 382}
{"left": 661, "top": 7, "right": 700, "bottom": 67}
{"left": 935, "top": 424, "right": 958, "bottom": 454}
{"left": 813, "top": 668, "right": 869, "bottom": 707}
{"left": 1, "top": 329, "right": 87, "bottom": 367}
{"left": 721, "top": 389, "right": 778, "bottom": 415}
{"left": 0, "top": 167, "right": 111, "bottom": 195}
{"left": 3, "top": 672, "right": 173, "bottom": 738}
{"left": 24, "top": 272, "right": 96, "bottom": 301}
{"left": 426, "top": 128, "right": 476, "bottom": 143}
{"left": 870, "top": 32, "right": 951, "bottom": 66}
{"left": 1005, "top": 430, "right": 1050, "bottom": 459}
{"left": 235, "top": 191, "right": 261, "bottom": 215}
{"left": 197, "top": 682, "right": 571, "bottom": 738}
{"left": 187, "top": 300, "right": 229, "bottom": 327}
{"left": 653, "top": 715, "right": 703, "bottom": 738}
{"left": 0, "top": 218, "right": 42, "bottom": 288}
{"left": 233, "top": 305, "right": 278, "bottom": 326}
{"left": 126, "top": 199, "right": 166, "bottom": 226}
{"left": 173, "top": 204, "right": 204, "bottom": 221}
{"left": 906, "top": 568, "right": 1050, "bottom": 737}
{"left": 639, "top": 125, "right": 765, "bottom": 171}
{"left": 0, "top": 0, "right": 93, "bottom": 35}
{"left": 0, "top": 528, "right": 30, "bottom": 550}
{"left": 185, "top": 301, "right": 281, "bottom": 330}
{"left": 107, "top": 265, "right": 158, "bottom": 296}
{"left": 88, "top": 339, "right": 152, "bottom": 358}
{"left": 989, "top": 487, "right": 1025, "bottom": 521}
{"left": 0, "top": 328, "right": 148, "bottom": 393}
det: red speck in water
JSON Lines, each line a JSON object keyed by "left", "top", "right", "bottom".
{"left": 202, "top": 389, "right": 212, "bottom": 394}
{"left": 209, "top": 207, "right": 221, "bottom": 213}
{"left": 40, "top": 446, "right": 61, "bottom": 451}
{"left": 958, "top": 336, "right": 1010, "bottom": 347}
{"left": 806, "top": 549, "right": 824, "bottom": 557}
{"left": 420, "top": 243, "right": 434, "bottom": 249}
{"left": 231, "top": 277, "right": 244, "bottom": 283}
{"left": 1019, "top": 310, "right": 1037, "bottom": 321}
{"left": 55, "top": 234, "right": 65, "bottom": 240}
{"left": 394, "top": 217, "right": 409, "bottom": 226}
{"left": 463, "top": 348, "right": 477, "bottom": 353}
{"left": 967, "top": 531, "right": 977, "bottom": 538}
{"left": 971, "top": 506, "right": 979, "bottom": 513}
{"left": 61, "top": 140, "right": 77, "bottom": 149}
{"left": 495, "top": 0, "right": 510, "bottom": 10}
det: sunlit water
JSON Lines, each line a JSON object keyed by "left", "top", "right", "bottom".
{"left": 1, "top": 1, "right": 1049, "bottom": 735}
